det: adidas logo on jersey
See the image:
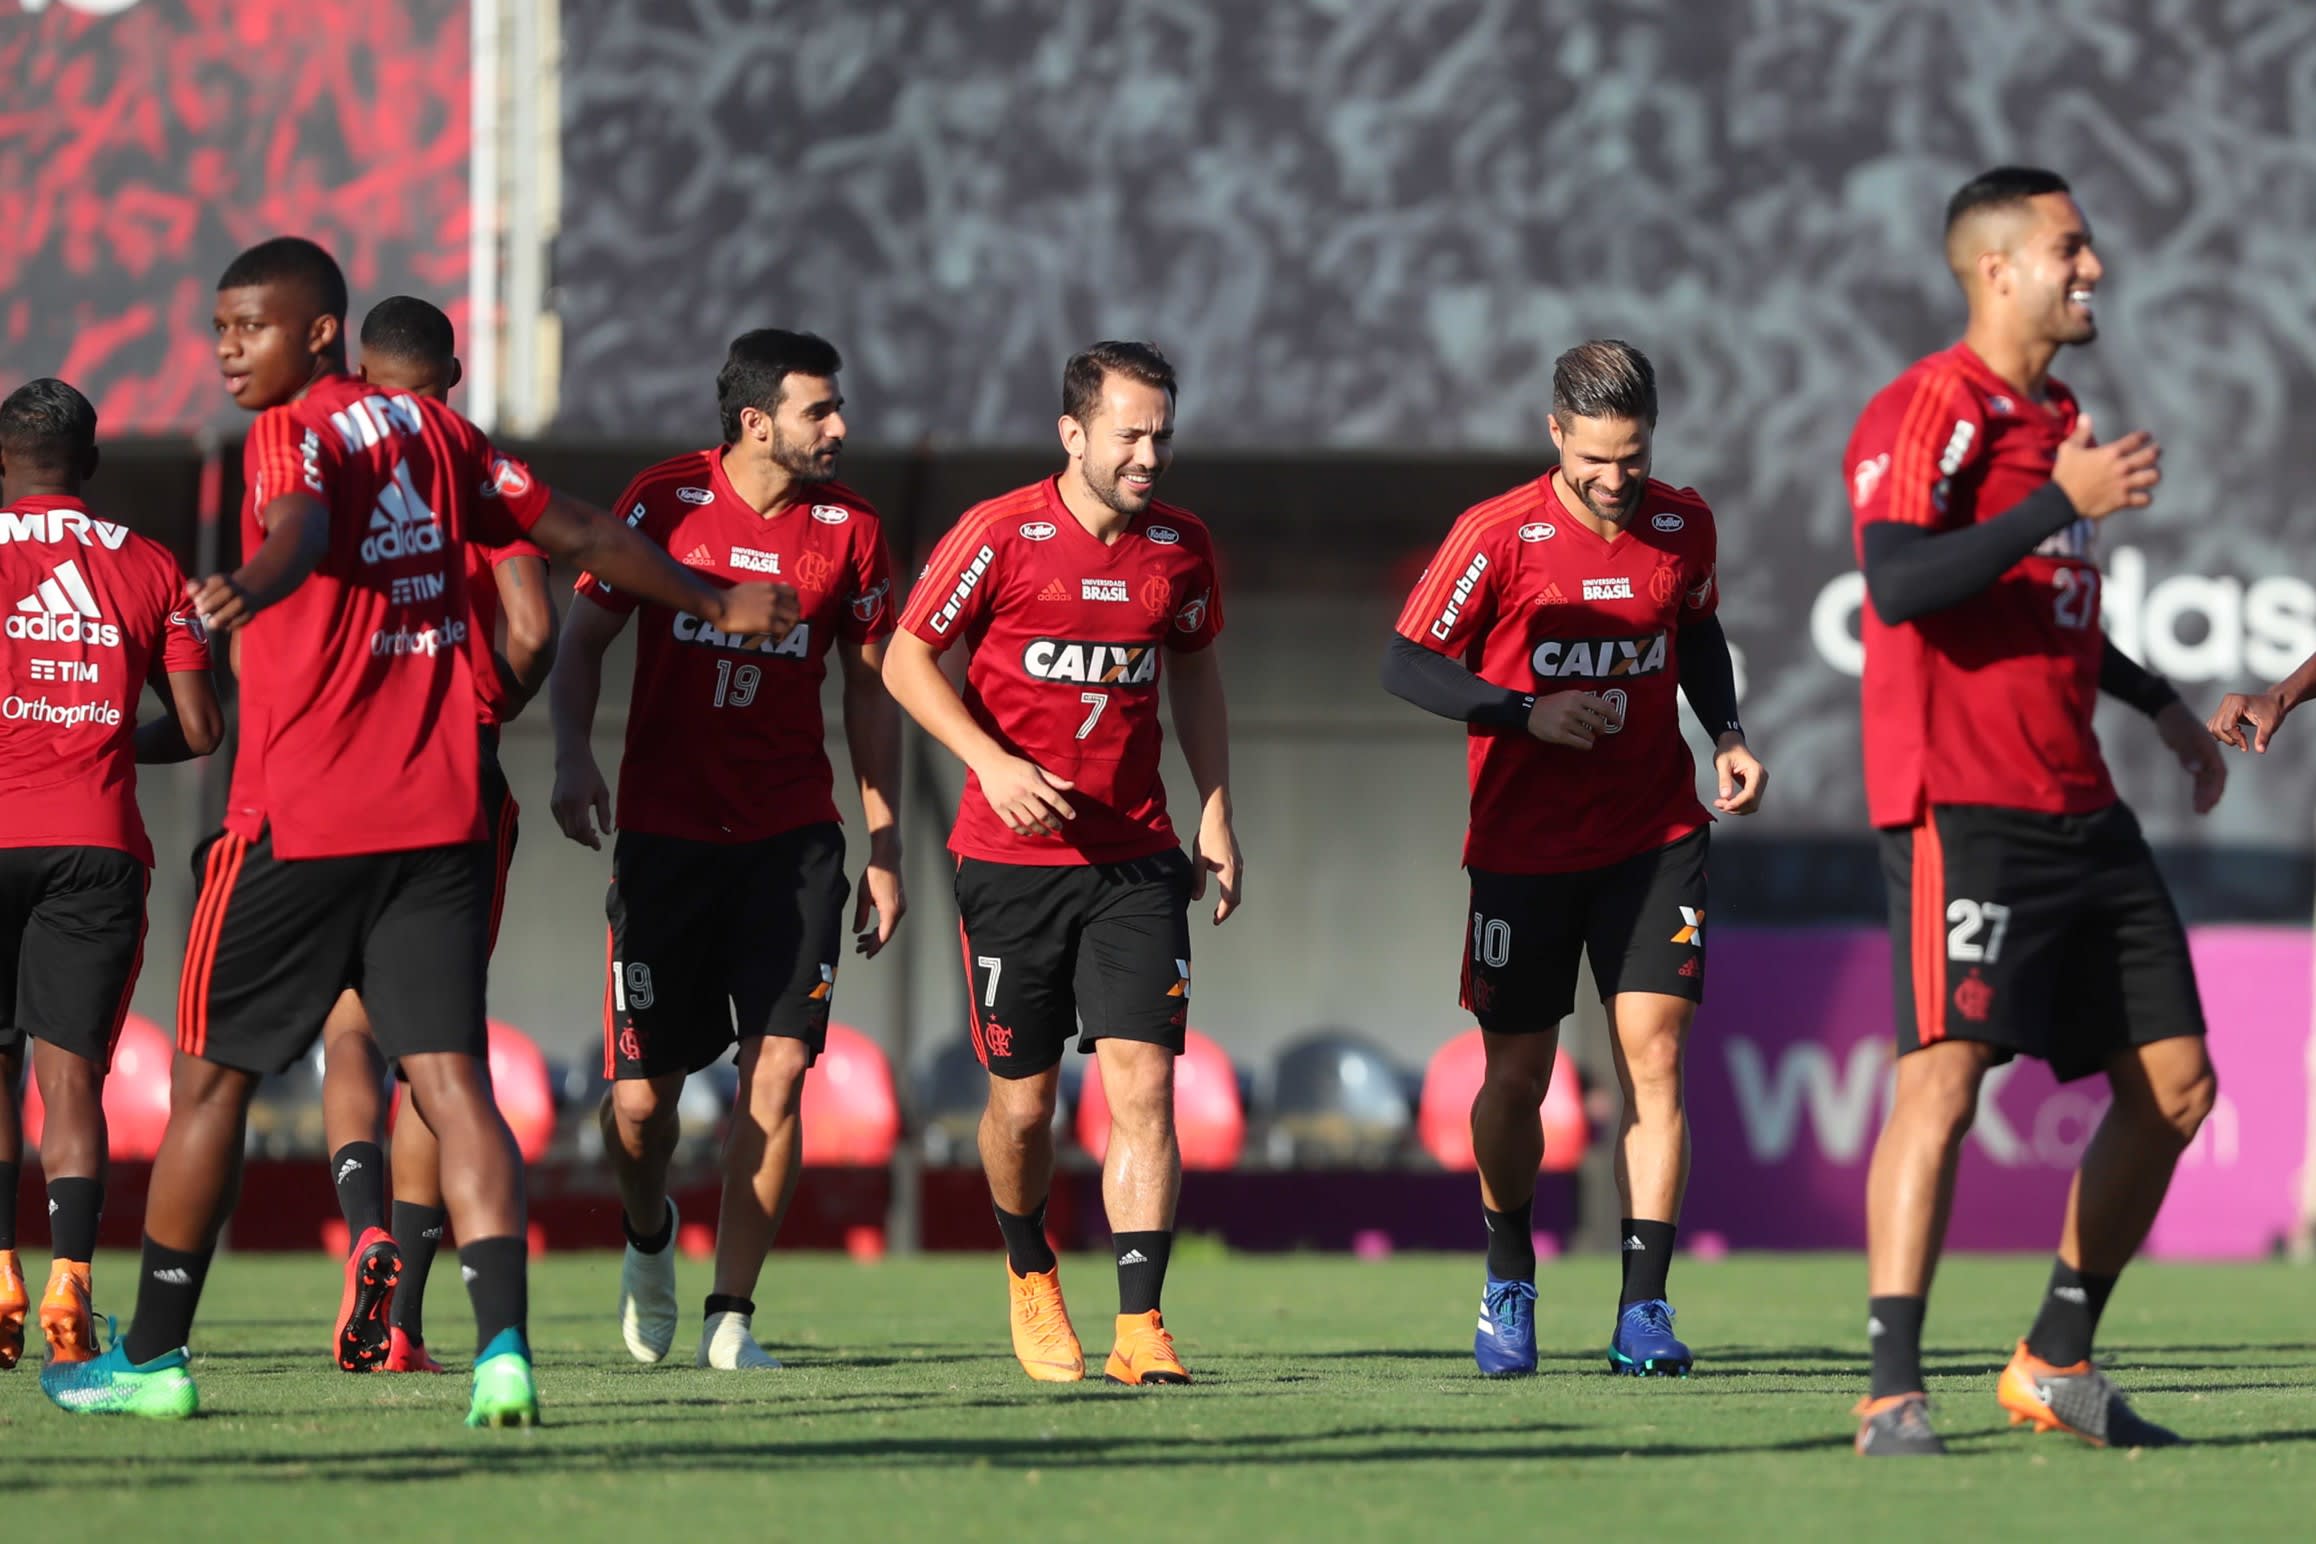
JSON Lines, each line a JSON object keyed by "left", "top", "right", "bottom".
{"left": 1038, "top": 578, "right": 1070, "bottom": 603}
{"left": 681, "top": 544, "right": 715, "bottom": 567}
{"left": 1022, "top": 638, "right": 1158, "bottom": 687}
{"left": 361, "top": 463, "right": 445, "bottom": 565}
{"left": 7, "top": 559, "right": 120, "bottom": 646}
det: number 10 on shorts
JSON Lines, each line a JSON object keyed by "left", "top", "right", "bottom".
{"left": 1471, "top": 914, "right": 1511, "bottom": 969}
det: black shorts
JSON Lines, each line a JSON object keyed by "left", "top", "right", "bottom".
{"left": 1462, "top": 827, "right": 1709, "bottom": 1033}
{"left": 178, "top": 827, "right": 492, "bottom": 1075}
{"left": 1881, "top": 802, "right": 2203, "bottom": 1082}
{"left": 482, "top": 741, "right": 519, "bottom": 957}
{"left": 0, "top": 845, "right": 148, "bottom": 1066}
{"left": 955, "top": 848, "right": 1194, "bottom": 1080}
{"left": 602, "top": 822, "right": 849, "bottom": 1079}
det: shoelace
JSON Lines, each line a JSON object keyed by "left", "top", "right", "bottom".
{"left": 1625, "top": 1300, "right": 1676, "bottom": 1335}
{"left": 1483, "top": 1281, "right": 1535, "bottom": 1325}
{"left": 1017, "top": 1285, "right": 1076, "bottom": 1353}
{"left": 1131, "top": 1323, "right": 1180, "bottom": 1366}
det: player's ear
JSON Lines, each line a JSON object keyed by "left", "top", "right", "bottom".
{"left": 1545, "top": 413, "right": 1565, "bottom": 454}
{"left": 1058, "top": 413, "right": 1085, "bottom": 460}
{"left": 309, "top": 311, "right": 342, "bottom": 360}
{"left": 447, "top": 357, "right": 464, "bottom": 392}
{"left": 81, "top": 443, "right": 100, "bottom": 484}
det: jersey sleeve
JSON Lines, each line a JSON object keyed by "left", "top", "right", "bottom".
{"left": 154, "top": 549, "right": 213, "bottom": 673}
{"left": 1849, "top": 370, "right": 1983, "bottom": 534}
{"left": 840, "top": 521, "right": 898, "bottom": 644}
{"left": 575, "top": 475, "right": 662, "bottom": 616}
{"left": 1392, "top": 509, "right": 1503, "bottom": 658}
{"left": 1684, "top": 505, "right": 1719, "bottom": 621}
{"left": 1166, "top": 529, "right": 1224, "bottom": 653}
{"left": 470, "top": 436, "right": 551, "bottom": 546}
{"left": 898, "top": 509, "right": 1005, "bottom": 652}
{"left": 244, "top": 406, "right": 338, "bottom": 521}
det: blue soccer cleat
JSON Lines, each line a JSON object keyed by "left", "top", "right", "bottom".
{"left": 1608, "top": 1298, "right": 1693, "bottom": 1377}
{"left": 40, "top": 1322, "right": 199, "bottom": 1420}
{"left": 1474, "top": 1276, "right": 1538, "bottom": 1377}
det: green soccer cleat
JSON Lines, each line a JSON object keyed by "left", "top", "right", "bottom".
{"left": 466, "top": 1329, "right": 540, "bottom": 1428}
{"left": 40, "top": 1329, "right": 199, "bottom": 1421}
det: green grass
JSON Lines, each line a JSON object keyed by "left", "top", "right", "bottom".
{"left": 1, "top": 1252, "right": 2309, "bottom": 1540}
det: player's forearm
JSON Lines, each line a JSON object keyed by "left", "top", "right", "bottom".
{"left": 1677, "top": 615, "right": 1743, "bottom": 739}
{"left": 1859, "top": 483, "right": 2078, "bottom": 624}
{"left": 843, "top": 676, "right": 905, "bottom": 850}
{"left": 2097, "top": 637, "right": 2180, "bottom": 717}
{"left": 498, "top": 560, "right": 558, "bottom": 712}
{"left": 133, "top": 715, "right": 200, "bottom": 765}
{"left": 1380, "top": 633, "right": 1533, "bottom": 728}
{"left": 1167, "top": 650, "right": 1234, "bottom": 811}
{"left": 532, "top": 491, "right": 731, "bottom": 625}
{"left": 882, "top": 641, "right": 1012, "bottom": 775}
{"left": 547, "top": 637, "right": 607, "bottom": 767}
{"left": 232, "top": 496, "right": 331, "bottom": 613}
{"left": 2271, "top": 651, "right": 2316, "bottom": 714}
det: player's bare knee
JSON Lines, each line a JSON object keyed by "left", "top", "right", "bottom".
{"left": 611, "top": 1074, "right": 679, "bottom": 1136}
{"left": 169, "top": 1051, "right": 256, "bottom": 1117}
{"left": 2150, "top": 1062, "right": 2217, "bottom": 1145}
{"left": 984, "top": 1073, "right": 1059, "bottom": 1144}
{"left": 739, "top": 1037, "right": 810, "bottom": 1117}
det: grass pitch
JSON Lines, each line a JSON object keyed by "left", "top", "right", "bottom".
{"left": 0, "top": 1251, "right": 2308, "bottom": 1540}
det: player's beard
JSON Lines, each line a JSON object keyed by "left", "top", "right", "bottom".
{"left": 1084, "top": 457, "right": 1158, "bottom": 517}
{"left": 1577, "top": 479, "right": 1641, "bottom": 526}
{"left": 771, "top": 427, "right": 840, "bottom": 483}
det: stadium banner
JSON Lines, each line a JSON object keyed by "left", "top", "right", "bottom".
{"left": 1687, "top": 927, "right": 2308, "bottom": 1258}
{"left": 0, "top": 0, "right": 472, "bottom": 430}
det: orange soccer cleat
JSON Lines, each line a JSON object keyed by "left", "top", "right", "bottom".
{"left": 0, "top": 1250, "right": 27, "bottom": 1371}
{"left": 1997, "top": 1339, "right": 2183, "bottom": 1449}
{"left": 1103, "top": 1310, "right": 1191, "bottom": 1387}
{"left": 382, "top": 1325, "right": 447, "bottom": 1374}
{"left": 334, "top": 1227, "right": 403, "bottom": 1373}
{"left": 1007, "top": 1264, "right": 1085, "bottom": 1383}
{"left": 39, "top": 1259, "right": 98, "bottom": 1365}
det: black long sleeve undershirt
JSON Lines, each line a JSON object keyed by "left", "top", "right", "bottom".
{"left": 1858, "top": 482, "right": 2078, "bottom": 625}
{"left": 1382, "top": 614, "right": 1744, "bottom": 738}
{"left": 2099, "top": 636, "right": 2181, "bottom": 717}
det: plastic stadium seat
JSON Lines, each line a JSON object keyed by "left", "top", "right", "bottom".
{"left": 1416, "top": 1029, "right": 1588, "bottom": 1174}
{"left": 23, "top": 1012, "right": 174, "bottom": 1160}
{"left": 486, "top": 1020, "right": 556, "bottom": 1163}
{"left": 799, "top": 1023, "right": 901, "bottom": 1165}
{"left": 1266, "top": 1029, "right": 1414, "bottom": 1165}
{"left": 1076, "top": 1029, "right": 1244, "bottom": 1170}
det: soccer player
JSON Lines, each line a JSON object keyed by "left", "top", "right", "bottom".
{"left": 39, "top": 236, "right": 795, "bottom": 1426}
{"left": 0, "top": 379, "right": 219, "bottom": 1372}
{"left": 549, "top": 329, "right": 904, "bottom": 1371}
{"left": 1846, "top": 168, "right": 2225, "bottom": 1456}
{"left": 883, "top": 341, "right": 1240, "bottom": 1387}
{"left": 1383, "top": 339, "right": 1763, "bottom": 1380}
{"left": 312, "top": 295, "right": 559, "bottom": 1375}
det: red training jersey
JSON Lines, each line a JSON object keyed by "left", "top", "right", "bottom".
{"left": 0, "top": 495, "right": 211, "bottom": 865}
{"left": 898, "top": 478, "right": 1224, "bottom": 866}
{"left": 1396, "top": 476, "right": 1718, "bottom": 875}
{"left": 1847, "top": 342, "right": 2110, "bottom": 828}
{"left": 579, "top": 449, "right": 894, "bottom": 844}
{"left": 230, "top": 375, "right": 549, "bottom": 858}
{"left": 467, "top": 488, "right": 547, "bottom": 731}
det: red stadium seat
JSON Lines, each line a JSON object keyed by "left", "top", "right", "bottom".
{"left": 1076, "top": 1029, "right": 1244, "bottom": 1170}
{"left": 23, "top": 1012, "right": 174, "bottom": 1161}
{"left": 1416, "top": 1029, "right": 1588, "bottom": 1174}
{"left": 486, "top": 1020, "right": 556, "bottom": 1162}
{"left": 799, "top": 1023, "right": 900, "bottom": 1165}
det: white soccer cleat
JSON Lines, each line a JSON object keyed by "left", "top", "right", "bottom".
{"left": 618, "top": 1200, "right": 680, "bottom": 1364}
{"left": 696, "top": 1310, "right": 782, "bottom": 1371}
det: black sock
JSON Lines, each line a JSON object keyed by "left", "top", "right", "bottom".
{"left": 458, "top": 1236, "right": 529, "bottom": 1357}
{"left": 1868, "top": 1295, "right": 1928, "bottom": 1399}
{"left": 329, "top": 1142, "right": 387, "bottom": 1240}
{"left": 0, "top": 1159, "right": 17, "bottom": 1251}
{"left": 122, "top": 1238, "right": 214, "bottom": 1364}
{"left": 994, "top": 1200, "right": 1057, "bottom": 1276}
{"left": 704, "top": 1293, "right": 755, "bottom": 1320}
{"left": 2024, "top": 1259, "right": 2119, "bottom": 1367}
{"left": 622, "top": 1201, "right": 674, "bottom": 1254}
{"left": 1619, "top": 1218, "right": 1678, "bottom": 1306}
{"left": 1483, "top": 1200, "right": 1536, "bottom": 1282}
{"left": 388, "top": 1201, "right": 447, "bottom": 1337}
{"left": 46, "top": 1177, "right": 103, "bottom": 1263}
{"left": 1113, "top": 1230, "right": 1173, "bottom": 1316}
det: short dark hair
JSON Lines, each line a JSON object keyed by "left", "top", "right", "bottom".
{"left": 1062, "top": 341, "right": 1177, "bottom": 426}
{"left": 360, "top": 295, "right": 455, "bottom": 365}
{"left": 0, "top": 377, "right": 98, "bottom": 473}
{"left": 216, "top": 235, "right": 349, "bottom": 321}
{"left": 1551, "top": 339, "right": 1657, "bottom": 427}
{"left": 1945, "top": 166, "right": 2072, "bottom": 236}
{"left": 716, "top": 330, "right": 842, "bottom": 444}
